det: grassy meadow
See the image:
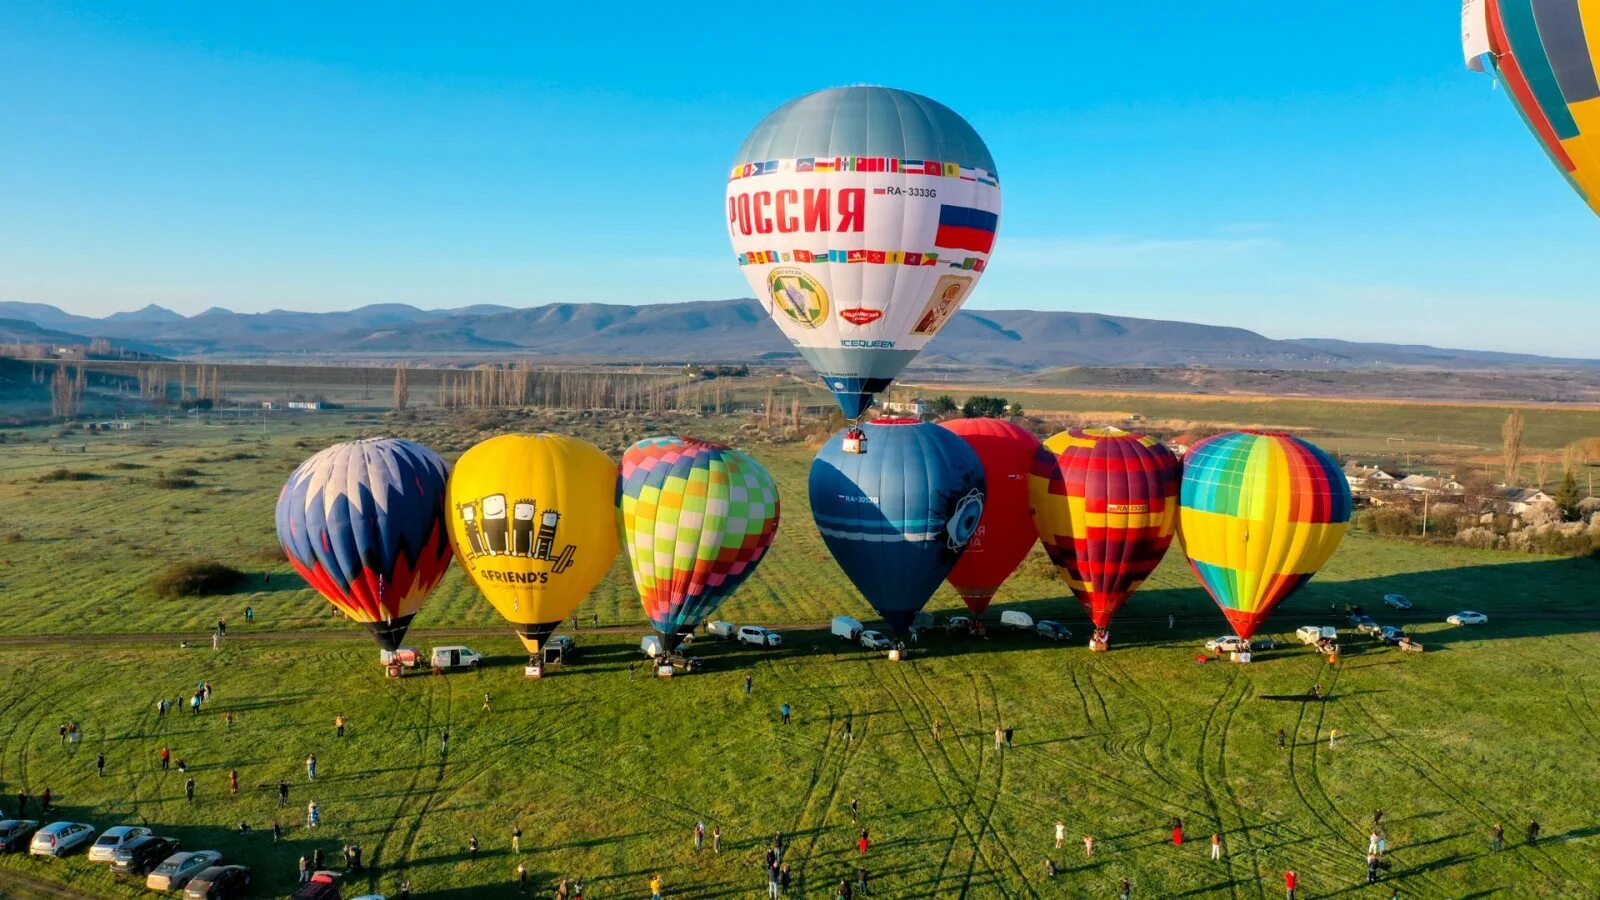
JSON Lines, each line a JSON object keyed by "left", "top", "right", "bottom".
{"left": 0, "top": 406, "right": 1596, "bottom": 898}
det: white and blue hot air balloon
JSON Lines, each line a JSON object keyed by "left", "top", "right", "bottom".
{"left": 726, "top": 87, "right": 1002, "bottom": 419}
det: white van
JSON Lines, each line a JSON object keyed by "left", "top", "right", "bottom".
{"left": 430, "top": 645, "right": 483, "bottom": 670}
{"left": 706, "top": 621, "right": 736, "bottom": 640}
{"left": 831, "top": 616, "right": 863, "bottom": 641}
{"left": 998, "top": 610, "right": 1034, "bottom": 631}
{"left": 1295, "top": 625, "right": 1338, "bottom": 644}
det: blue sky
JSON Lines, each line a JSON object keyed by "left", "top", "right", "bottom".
{"left": 1, "top": 2, "right": 1596, "bottom": 356}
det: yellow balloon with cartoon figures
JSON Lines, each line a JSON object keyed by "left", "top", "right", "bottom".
{"left": 446, "top": 434, "right": 619, "bottom": 654}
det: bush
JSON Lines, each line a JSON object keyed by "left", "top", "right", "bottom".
{"left": 168, "top": 466, "right": 203, "bottom": 477}
{"left": 108, "top": 462, "right": 146, "bottom": 470}
{"left": 1455, "top": 526, "right": 1501, "bottom": 550}
{"left": 152, "top": 476, "right": 197, "bottom": 489}
{"left": 35, "top": 468, "right": 95, "bottom": 482}
{"left": 151, "top": 561, "right": 246, "bottom": 598}
{"left": 1358, "top": 507, "right": 1417, "bottom": 537}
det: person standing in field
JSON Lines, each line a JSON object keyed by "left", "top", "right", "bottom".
{"left": 713, "top": 825, "right": 721, "bottom": 853}
{"left": 745, "top": 673, "right": 753, "bottom": 695}
{"left": 307, "top": 800, "right": 320, "bottom": 828}
{"left": 272, "top": 820, "right": 282, "bottom": 843}
{"left": 933, "top": 718, "right": 942, "bottom": 741}
{"left": 994, "top": 725, "right": 1004, "bottom": 750}
{"left": 1211, "top": 832, "right": 1222, "bottom": 860}
{"left": 1055, "top": 819, "right": 1065, "bottom": 849}
{"left": 850, "top": 797, "right": 859, "bottom": 821}
{"left": 229, "top": 769, "right": 238, "bottom": 795}
{"left": 278, "top": 779, "right": 290, "bottom": 808}
{"left": 483, "top": 692, "right": 492, "bottom": 712}
{"left": 185, "top": 778, "right": 195, "bottom": 803}
{"left": 1284, "top": 869, "right": 1297, "bottom": 900}
{"left": 1172, "top": 818, "right": 1184, "bottom": 846}
{"left": 160, "top": 746, "right": 171, "bottom": 770}
{"left": 1277, "top": 728, "right": 1286, "bottom": 749}
{"left": 1491, "top": 822, "right": 1504, "bottom": 851}
{"left": 857, "top": 864, "right": 869, "bottom": 895}
{"left": 650, "top": 872, "right": 663, "bottom": 900}
{"left": 440, "top": 728, "right": 449, "bottom": 756}
{"left": 512, "top": 824, "right": 522, "bottom": 854}
{"left": 694, "top": 820, "right": 705, "bottom": 851}
{"left": 1328, "top": 728, "right": 1338, "bottom": 749}
{"left": 298, "top": 855, "right": 309, "bottom": 883}
{"left": 306, "top": 753, "right": 317, "bottom": 780}
{"left": 780, "top": 702, "right": 791, "bottom": 725}
{"left": 224, "top": 710, "right": 234, "bottom": 730}
{"left": 1366, "top": 851, "right": 1380, "bottom": 884}
{"left": 857, "top": 830, "right": 870, "bottom": 855}
{"left": 245, "top": 606, "right": 253, "bottom": 624}
{"left": 335, "top": 715, "right": 345, "bottom": 737}
{"left": 1005, "top": 725, "right": 1014, "bottom": 748}
{"left": 1084, "top": 834, "right": 1095, "bottom": 857}
{"left": 1527, "top": 820, "right": 1540, "bottom": 844}
{"left": 469, "top": 834, "right": 479, "bottom": 861}
{"left": 41, "top": 787, "right": 52, "bottom": 812}
{"left": 1368, "top": 831, "right": 1380, "bottom": 856}
{"left": 766, "top": 860, "right": 780, "bottom": 899}
{"left": 517, "top": 863, "right": 528, "bottom": 894}
{"left": 843, "top": 718, "right": 852, "bottom": 742}
{"left": 96, "top": 753, "right": 105, "bottom": 777}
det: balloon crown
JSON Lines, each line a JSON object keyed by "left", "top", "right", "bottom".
{"left": 868, "top": 417, "right": 922, "bottom": 426}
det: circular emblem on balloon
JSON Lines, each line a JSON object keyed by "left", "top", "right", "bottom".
{"left": 766, "top": 267, "right": 829, "bottom": 329}
{"left": 946, "top": 488, "right": 985, "bottom": 550}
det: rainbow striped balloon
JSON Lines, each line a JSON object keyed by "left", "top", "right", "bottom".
{"left": 1177, "top": 431, "right": 1352, "bottom": 640}
{"left": 617, "top": 437, "right": 780, "bottom": 652}
{"left": 1029, "top": 427, "right": 1181, "bottom": 632}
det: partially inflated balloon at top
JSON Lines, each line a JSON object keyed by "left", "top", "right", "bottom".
{"left": 617, "top": 436, "right": 780, "bottom": 653}
{"left": 727, "top": 87, "right": 1002, "bottom": 418}
{"left": 1463, "top": 0, "right": 1600, "bottom": 215}
{"left": 938, "top": 418, "right": 1041, "bottom": 616}
{"left": 276, "top": 438, "right": 453, "bottom": 652}
{"left": 446, "top": 434, "right": 619, "bottom": 654}
{"left": 810, "top": 419, "right": 985, "bottom": 636}
{"left": 1177, "top": 431, "right": 1352, "bottom": 640}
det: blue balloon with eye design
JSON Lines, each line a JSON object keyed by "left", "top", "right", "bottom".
{"left": 809, "top": 419, "right": 985, "bottom": 637}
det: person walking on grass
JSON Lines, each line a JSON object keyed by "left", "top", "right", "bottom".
{"left": 858, "top": 829, "right": 870, "bottom": 855}
{"left": 1366, "top": 851, "right": 1380, "bottom": 884}
{"left": 1527, "top": 820, "right": 1540, "bottom": 845}
{"left": 933, "top": 718, "right": 942, "bottom": 742}
{"left": 1368, "top": 831, "right": 1380, "bottom": 856}
{"left": 1172, "top": 818, "right": 1184, "bottom": 846}
{"left": 694, "top": 820, "right": 705, "bottom": 851}
{"left": 650, "top": 872, "right": 663, "bottom": 900}
{"left": 224, "top": 710, "right": 234, "bottom": 731}
{"left": 1211, "top": 832, "right": 1222, "bottom": 860}
{"left": 96, "top": 753, "right": 105, "bottom": 777}
{"left": 512, "top": 824, "right": 521, "bottom": 854}
{"left": 245, "top": 606, "right": 253, "bottom": 624}
{"left": 440, "top": 728, "right": 449, "bottom": 756}
{"left": 299, "top": 855, "right": 309, "bottom": 883}
{"left": 469, "top": 834, "right": 479, "bottom": 861}
{"left": 1005, "top": 725, "right": 1014, "bottom": 748}
{"left": 994, "top": 725, "right": 1004, "bottom": 750}
{"left": 1055, "top": 819, "right": 1065, "bottom": 850}
{"left": 857, "top": 864, "right": 869, "bottom": 895}
{"left": 307, "top": 800, "right": 320, "bottom": 828}
{"left": 230, "top": 769, "right": 238, "bottom": 795}
{"left": 1120, "top": 876, "right": 1131, "bottom": 900}
{"left": 1284, "top": 869, "right": 1297, "bottom": 900}
{"left": 483, "top": 692, "right": 493, "bottom": 712}
{"left": 517, "top": 862, "right": 528, "bottom": 894}
{"left": 713, "top": 825, "right": 721, "bottom": 853}
{"left": 767, "top": 860, "right": 780, "bottom": 899}
{"left": 1277, "top": 728, "right": 1286, "bottom": 749}
{"left": 306, "top": 753, "right": 317, "bottom": 780}
{"left": 184, "top": 777, "right": 195, "bottom": 803}
{"left": 745, "top": 673, "right": 753, "bottom": 695}
{"left": 780, "top": 702, "right": 791, "bottom": 725}
{"left": 844, "top": 718, "right": 852, "bottom": 743}
{"left": 335, "top": 715, "right": 345, "bottom": 738}
{"left": 278, "top": 780, "right": 290, "bottom": 808}
{"left": 1084, "top": 834, "right": 1095, "bottom": 857}
{"left": 1491, "top": 822, "right": 1504, "bottom": 851}
{"left": 41, "top": 787, "right": 51, "bottom": 812}
{"left": 1328, "top": 727, "right": 1339, "bottom": 749}
{"left": 272, "top": 820, "right": 282, "bottom": 843}
{"left": 160, "top": 746, "right": 171, "bottom": 771}
{"left": 850, "top": 797, "right": 859, "bottom": 822}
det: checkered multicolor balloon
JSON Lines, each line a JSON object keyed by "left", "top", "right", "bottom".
{"left": 617, "top": 437, "right": 780, "bottom": 648}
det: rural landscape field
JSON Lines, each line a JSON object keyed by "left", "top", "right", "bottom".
{"left": 0, "top": 383, "right": 1596, "bottom": 899}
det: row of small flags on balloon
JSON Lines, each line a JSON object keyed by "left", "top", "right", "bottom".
{"left": 729, "top": 157, "right": 999, "bottom": 186}
{"left": 737, "top": 249, "right": 988, "bottom": 270}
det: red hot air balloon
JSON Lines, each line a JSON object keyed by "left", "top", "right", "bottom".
{"left": 1028, "top": 427, "right": 1181, "bottom": 649}
{"left": 938, "top": 418, "right": 1042, "bottom": 617}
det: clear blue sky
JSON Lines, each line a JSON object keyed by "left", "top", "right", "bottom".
{"left": 1, "top": 2, "right": 1596, "bottom": 356}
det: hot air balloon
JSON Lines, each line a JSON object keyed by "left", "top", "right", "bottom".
{"left": 1028, "top": 428, "right": 1181, "bottom": 648}
{"left": 1177, "top": 431, "right": 1352, "bottom": 643}
{"left": 617, "top": 436, "right": 780, "bottom": 655}
{"left": 810, "top": 419, "right": 985, "bottom": 637}
{"left": 446, "top": 434, "right": 619, "bottom": 656}
{"left": 1463, "top": 0, "right": 1600, "bottom": 215}
{"left": 275, "top": 438, "right": 453, "bottom": 656}
{"left": 727, "top": 87, "right": 1002, "bottom": 419}
{"left": 938, "top": 418, "right": 1042, "bottom": 617}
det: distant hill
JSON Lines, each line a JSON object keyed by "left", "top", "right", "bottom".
{"left": 0, "top": 298, "right": 1594, "bottom": 371}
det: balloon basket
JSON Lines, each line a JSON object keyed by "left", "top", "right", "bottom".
{"left": 887, "top": 648, "right": 903, "bottom": 662}
{"left": 386, "top": 664, "right": 403, "bottom": 679}
{"left": 525, "top": 663, "right": 544, "bottom": 679}
{"left": 1089, "top": 639, "right": 1109, "bottom": 653}
{"left": 1230, "top": 651, "right": 1253, "bottom": 664}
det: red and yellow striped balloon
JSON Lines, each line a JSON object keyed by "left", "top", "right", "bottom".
{"left": 1028, "top": 428, "right": 1181, "bottom": 633}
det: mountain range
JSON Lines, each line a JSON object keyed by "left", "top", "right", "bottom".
{"left": 1, "top": 299, "right": 1594, "bottom": 372}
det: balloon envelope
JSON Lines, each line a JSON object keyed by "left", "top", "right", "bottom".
{"left": 1177, "top": 431, "right": 1352, "bottom": 640}
{"left": 618, "top": 436, "right": 780, "bottom": 651}
{"left": 1463, "top": 0, "right": 1600, "bottom": 215}
{"left": 446, "top": 434, "right": 619, "bottom": 653}
{"left": 938, "top": 418, "right": 1042, "bottom": 616}
{"left": 727, "top": 86, "right": 1002, "bottom": 418}
{"left": 1029, "top": 428, "right": 1181, "bottom": 630}
{"left": 275, "top": 437, "right": 453, "bottom": 651}
{"left": 810, "top": 419, "right": 985, "bottom": 636}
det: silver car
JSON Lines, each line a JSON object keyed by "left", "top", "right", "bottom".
{"left": 29, "top": 821, "right": 97, "bottom": 857}
{"left": 859, "top": 630, "right": 893, "bottom": 650}
{"left": 88, "top": 824, "right": 151, "bottom": 862}
{"left": 147, "top": 850, "right": 223, "bottom": 891}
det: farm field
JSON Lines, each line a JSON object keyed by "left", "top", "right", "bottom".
{"left": 0, "top": 408, "right": 1597, "bottom": 898}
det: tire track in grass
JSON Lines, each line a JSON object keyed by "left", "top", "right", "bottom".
{"left": 384, "top": 671, "right": 449, "bottom": 881}
{"left": 365, "top": 670, "right": 437, "bottom": 884}
{"left": 1281, "top": 663, "right": 1374, "bottom": 889}
{"left": 971, "top": 673, "right": 1040, "bottom": 900}
{"left": 1213, "top": 677, "right": 1263, "bottom": 896}
{"left": 894, "top": 657, "right": 967, "bottom": 895}
{"left": 1095, "top": 660, "right": 1199, "bottom": 801}
{"left": 1193, "top": 674, "right": 1241, "bottom": 900}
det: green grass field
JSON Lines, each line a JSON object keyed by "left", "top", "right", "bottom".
{"left": 0, "top": 409, "right": 1597, "bottom": 898}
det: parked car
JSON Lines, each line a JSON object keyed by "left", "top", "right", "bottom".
{"left": 1447, "top": 611, "right": 1488, "bottom": 625}
{"left": 705, "top": 621, "right": 736, "bottom": 640}
{"left": 736, "top": 625, "right": 782, "bottom": 648}
{"left": 944, "top": 615, "right": 972, "bottom": 634}
{"left": 999, "top": 610, "right": 1034, "bottom": 631}
{"left": 147, "top": 850, "right": 222, "bottom": 891}
{"left": 88, "top": 825, "right": 151, "bottom": 863}
{"left": 831, "top": 616, "right": 863, "bottom": 642}
{"left": 111, "top": 835, "right": 180, "bottom": 875}
{"left": 1252, "top": 637, "right": 1285, "bottom": 650}
{"left": 1383, "top": 593, "right": 1413, "bottom": 610}
{"left": 911, "top": 612, "right": 936, "bottom": 633}
{"left": 859, "top": 630, "right": 893, "bottom": 651}
{"left": 543, "top": 634, "right": 576, "bottom": 657}
{"left": 1035, "top": 620, "right": 1071, "bottom": 642}
{"left": 1295, "top": 625, "right": 1338, "bottom": 644}
{"left": 182, "top": 864, "right": 251, "bottom": 899}
{"left": 1204, "top": 636, "right": 1250, "bottom": 653}
{"left": 1377, "top": 625, "right": 1408, "bottom": 645}
{"left": 430, "top": 645, "right": 482, "bottom": 671}
{"left": 0, "top": 820, "right": 41, "bottom": 854}
{"left": 1352, "top": 616, "right": 1381, "bottom": 635}
{"left": 29, "top": 822, "right": 96, "bottom": 857}
{"left": 291, "top": 871, "right": 343, "bottom": 900}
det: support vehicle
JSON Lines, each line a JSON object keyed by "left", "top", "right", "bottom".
{"left": 430, "top": 646, "right": 483, "bottom": 671}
